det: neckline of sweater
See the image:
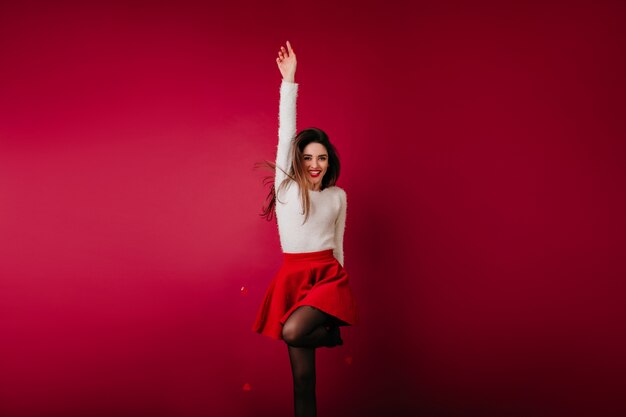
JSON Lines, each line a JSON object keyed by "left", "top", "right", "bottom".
{"left": 309, "top": 186, "right": 333, "bottom": 194}
{"left": 287, "top": 181, "right": 335, "bottom": 194}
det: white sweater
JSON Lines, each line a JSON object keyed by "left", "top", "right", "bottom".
{"left": 274, "top": 80, "right": 347, "bottom": 267}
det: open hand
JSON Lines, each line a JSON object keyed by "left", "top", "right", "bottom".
{"left": 276, "top": 40, "right": 296, "bottom": 82}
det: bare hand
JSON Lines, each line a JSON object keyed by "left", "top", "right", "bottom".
{"left": 276, "top": 40, "right": 296, "bottom": 83}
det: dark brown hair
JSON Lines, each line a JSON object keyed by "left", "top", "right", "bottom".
{"left": 255, "top": 127, "right": 341, "bottom": 224}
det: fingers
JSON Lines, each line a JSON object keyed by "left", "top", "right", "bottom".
{"left": 276, "top": 41, "right": 295, "bottom": 62}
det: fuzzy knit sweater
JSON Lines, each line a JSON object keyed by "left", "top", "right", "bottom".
{"left": 274, "top": 80, "right": 347, "bottom": 267}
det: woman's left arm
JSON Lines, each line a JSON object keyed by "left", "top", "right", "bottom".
{"left": 333, "top": 189, "right": 347, "bottom": 267}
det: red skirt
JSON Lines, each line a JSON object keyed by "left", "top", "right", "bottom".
{"left": 252, "top": 249, "right": 360, "bottom": 341}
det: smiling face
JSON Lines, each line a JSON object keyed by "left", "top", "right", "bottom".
{"left": 302, "top": 142, "right": 329, "bottom": 191}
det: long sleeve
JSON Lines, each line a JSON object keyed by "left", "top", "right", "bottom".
{"left": 275, "top": 80, "right": 299, "bottom": 190}
{"left": 333, "top": 189, "right": 347, "bottom": 267}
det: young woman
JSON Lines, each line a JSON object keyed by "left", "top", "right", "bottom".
{"left": 251, "top": 41, "right": 360, "bottom": 417}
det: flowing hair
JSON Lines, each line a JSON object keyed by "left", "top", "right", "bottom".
{"left": 254, "top": 127, "right": 340, "bottom": 224}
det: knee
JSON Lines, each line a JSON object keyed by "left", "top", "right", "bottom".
{"left": 281, "top": 323, "right": 302, "bottom": 346}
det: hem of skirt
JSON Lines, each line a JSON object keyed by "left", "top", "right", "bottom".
{"left": 280, "top": 302, "right": 358, "bottom": 328}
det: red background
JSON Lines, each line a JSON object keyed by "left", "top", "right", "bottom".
{"left": 1, "top": 1, "right": 625, "bottom": 416}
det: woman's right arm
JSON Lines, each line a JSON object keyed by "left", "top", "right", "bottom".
{"left": 275, "top": 41, "right": 298, "bottom": 191}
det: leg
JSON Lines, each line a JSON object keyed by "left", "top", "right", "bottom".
{"left": 287, "top": 345, "right": 317, "bottom": 417}
{"left": 282, "top": 306, "right": 342, "bottom": 348}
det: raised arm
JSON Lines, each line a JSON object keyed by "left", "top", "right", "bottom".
{"left": 333, "top": 189, "right": 347, "bottom": 267}
{"left": 275, "top": 41, "right": 298, "bottom": 191}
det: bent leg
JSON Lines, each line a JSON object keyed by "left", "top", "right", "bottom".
{"left": 282, "top": 306, "right": 341, "bottom": 348}
{"left": 287, "top": 345, "right": 316, "bottom": 417}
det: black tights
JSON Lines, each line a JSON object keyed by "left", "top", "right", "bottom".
{"left": 282, "top": 306, "right": 341, "bottom": 417}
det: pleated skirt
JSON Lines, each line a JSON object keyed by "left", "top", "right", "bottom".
{"left": 252, "top": 249, "right": 359, "bottom": 341}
